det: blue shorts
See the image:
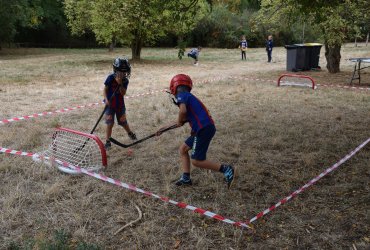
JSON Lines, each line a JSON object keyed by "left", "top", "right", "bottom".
{"left": 104, "top": 106, "right": 126, "bottom": 125}
{"left": 188, "top": 53, "right": 197, "bottom": 60}
{"left": 185, "top": 124, "right": 216, "bottom": 161}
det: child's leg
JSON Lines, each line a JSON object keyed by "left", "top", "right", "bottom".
{"left": 105, "top": 109, "right": 115, "bottom": 141}
{"left": 179, "top": 143, "right": 191, "bottom": 173}
{"left": 175, "top": 141, "right": 192, "bottom": 185}
{"left": 106, "top": 123, "right": 114, "bottom": 141}
{"left": 117, "top": 109, "right": 137, "bottom": 140}
{"left": 118, "top": 114, "right": 130, "bottom": 132}
{"left": 191, "top": 125, "right": 235, "bottom": 187}
{"left": 267, "top": 50, "right": 272, "bottom": 62}
{"left": 104, "top": 109, "right": 115, "bottom": 149}
{"left": 191, "top": 159, "right": 221, "bottom": 171}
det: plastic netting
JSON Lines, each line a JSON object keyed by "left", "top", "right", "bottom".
{"left": 278, "top": 74, "right": 316, "bottom": 89}
{"left": 42, "top": 127, "right": 107, "bottom": 174}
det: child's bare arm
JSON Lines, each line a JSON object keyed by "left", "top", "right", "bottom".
{"left": 156, "top": 123, "right": 179, "bottom": 136}
{"left": 103, "top": 86, "right": 109, "bottom": 106}
{"left": 177, "top": 103, "right": 187, "bottom": 126}
{"left": 119, "top": 85, "right": 127, "bottom": 96}
{"left": 115, "top": 72, "right": 127, "bottom": 95}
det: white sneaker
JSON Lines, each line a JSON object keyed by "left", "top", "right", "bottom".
{"left": 194, "top": 63, "right": 199, "bottom": 66}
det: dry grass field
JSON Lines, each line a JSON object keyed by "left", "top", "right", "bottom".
{"left": 0, "top": 44, "right": 369, "bottom": 249}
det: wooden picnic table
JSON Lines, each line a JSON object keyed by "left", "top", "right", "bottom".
{"left": 349, "top": 58, "right": 370, "bottom": 84}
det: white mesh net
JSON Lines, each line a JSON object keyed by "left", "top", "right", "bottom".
{"left": 279, "top": 80, "right": 316, "bottom": 89}
{"left": 42, "top": 128, "right": 106, "bottom": 174}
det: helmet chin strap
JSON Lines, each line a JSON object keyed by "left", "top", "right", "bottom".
{"left": 166, "top": 90, "right": 179, "bottom": 106}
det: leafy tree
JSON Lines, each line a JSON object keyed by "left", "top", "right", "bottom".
{"left": 257, "top": 0, "right": 368, "bottom": 73}
{"left": 207, "top": 0, "right": 260, "bottom": 13}
{"left": 190, "top": 2, "right": 263, "bottom": 48}
{"left": 14, "top": 0, "right": 78, "bottom": 48}
{"left": 0, "top": 0, "right": 43, "bottom": 48}
{"left": 164, "top": 0, "right": 208, "bottom": 56}
{"left": 64, "top": 0, "right": 205, "bottom": 59}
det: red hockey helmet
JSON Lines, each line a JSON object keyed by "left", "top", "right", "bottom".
{"left": 169, "top": 74, "right": 193, "bottom": 95}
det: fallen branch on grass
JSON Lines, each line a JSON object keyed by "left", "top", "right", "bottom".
{"left": 114, "top": 204, "right": 143, "bottom": 235}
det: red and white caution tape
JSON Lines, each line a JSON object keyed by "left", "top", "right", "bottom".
{"left": 0, "top": 102, "right": 102, "bottom": 125}
{"left": 317, "top": 83, "right": 370, "bottom": 91}
{"left": 1, "top": 76, "right": 368, "bottom": 126}
{"left": 0, "top": 146, "right": 252, "bottom": 229}
{"left": 230, "top": 76, "right": 370, "bottom": 92}
{"left": 0, "top": 90, "right": 166, "bottom": 126}
{"left": 0, "top": 76, "right": 260, "bottom": 126}
{"left": 245, "top": 137, "right": 370, "bottom": 224}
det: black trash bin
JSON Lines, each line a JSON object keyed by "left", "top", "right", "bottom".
{"left": 285, "top": 44, "right": 309, "bottom": 72}
{"left": 285, "top": 43, "right": 322, "bottom": 71}
{"left": 304, "top": 43, "right": 322, "bottom": 69}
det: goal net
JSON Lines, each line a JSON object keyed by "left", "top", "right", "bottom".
{"left": 42, "top": 127, "right": 107, "bottom": 175}
{"left": 277, "top": 74, "right": 316, "bottom": 89}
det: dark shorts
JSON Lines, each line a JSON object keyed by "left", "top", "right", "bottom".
{"left": 104, "top": 106, "right": 126, "bottom": 125}
{"left": 185, "top": 124, "right": 216, "bottom": 161}
{"left": 188, "top": 53, "right": 197, "bottom": 60}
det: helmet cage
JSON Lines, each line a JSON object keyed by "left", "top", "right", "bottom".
{"left": 113, "top": 58, "right": 131, "bottom": 78}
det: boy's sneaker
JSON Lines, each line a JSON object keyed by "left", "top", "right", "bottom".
{"left": 223, "top": 165, "right": 235, "bottom": 189}
{"left": 128, "top": 131, "right": 137, "bottom": 140}
{"left": 104, "top": 140, "right": 112, "bottom": 150}
{"left": 175, "top": 177, "right": 192, "bottom": 186}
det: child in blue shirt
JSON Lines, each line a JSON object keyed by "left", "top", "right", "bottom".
{"left": 239, "top": 35, "right": 248, "bottom": 60}
{"left": 158, "top": 74, "right": 235, "bottom": 189}
{"left": 266, "top": 35, "right": 273, "bottom": 63}
{"left": 103, "top": 57, "right": 137, "bottom": 149}
{"left": 187, "top": 46, "right": 202, "bottom": 65}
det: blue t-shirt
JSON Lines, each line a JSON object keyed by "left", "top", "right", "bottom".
{"left": 240, "top": 40, "right": 247, "bottom": 49}
{"left": 189, "top": 48, "right": 199, "bottom": 57}
{"left": 266, "top": 40, "right": 273, "bottom": 51}
{"left": 176, "top": 92, "right": 214, "bottom": 133}
{"left": 104, "top": 73, "right": 129, "bottom": 109}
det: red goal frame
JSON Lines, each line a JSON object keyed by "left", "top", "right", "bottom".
{"left": 56, "top": 127, "right": 107, "bottom": 167}
{"left": 277, "top": 74, "right": 316, "bottom": 90}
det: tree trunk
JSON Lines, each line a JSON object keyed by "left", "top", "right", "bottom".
{"left": 366, "top": 33, "right": 369, "bottom": 47}
{"left": 131, "top": 36, "right": 142, "bottom": 60}
{"left": 109, "top": 42, "right": 114, "bottom": 52}
{"left": 109, "top": 37, "right": 116, "bottom": 52}
{"left": 325, "top": 43, "right": 341, "bottom": 73}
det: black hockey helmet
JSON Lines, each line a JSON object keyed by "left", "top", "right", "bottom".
{"left": 113, "top": 57, "right": 131, "bottom": 77}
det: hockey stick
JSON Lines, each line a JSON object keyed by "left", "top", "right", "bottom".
{"left": 91, "top": 85, "right": 120, "bottom": 134}
{"left": 73, "top": 86, "right": 120, "bottom": 154}
{"left": 109, "top": 124, "right": 179, "bottom": 148}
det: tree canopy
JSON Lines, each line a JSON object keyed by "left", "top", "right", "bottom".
{"left": 0, "top": 0, "right": 44, "bottom": 46}
{"left": 64, "top": 0, "right": 206, "bottom": 59}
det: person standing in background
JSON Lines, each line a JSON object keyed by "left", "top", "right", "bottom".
{"left": 239, "top": 36, "right": 248, "bottom": 60}
{"left": 266, "top": 35, "right": 273, "bottom": 63}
